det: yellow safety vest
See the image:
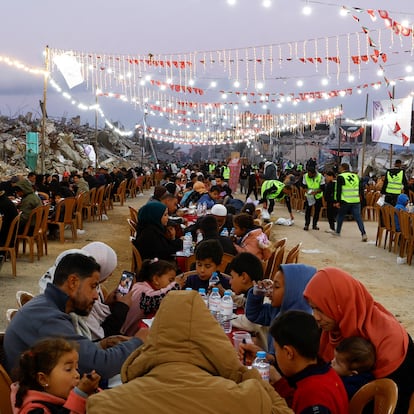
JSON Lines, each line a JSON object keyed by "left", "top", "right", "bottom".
{"left": 339, "top": 172, "right": 360, "bottom": 203}
{"left": 222, "top": 166, "right": 230, "bottom": 180}
{"left": 305, "top": 173, "right": 323, "bottom": 199}
{"left": 261, "top": 180, "right": 285, "bottom": 200}
{"left": 385, "top": 170, "right": 403, "bottom": 194}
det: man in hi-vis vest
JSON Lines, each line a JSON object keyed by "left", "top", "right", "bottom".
{"left": 333, "top": 163, "right": 367, "bottom": 241}
{"left": 302, "top": 167, "right": 325, "bottom": 231}
{"left": 381, "top": 159, "right": 408, "bottom": 206}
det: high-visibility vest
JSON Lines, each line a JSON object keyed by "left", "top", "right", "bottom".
{"left": 222, "top": 166, "right": 230, "bottom": 180}
{"left": 305, "top": 173, "right": 323, "bottom": 199}
{"left": 339, "top": 172, "right": 360, "bottom": 203}
{"left": 385, "top": 170, "right": 404, "bottom": 194}
{"left": 209, "top": 163, "right": 215, "bottom": 173}
{"left": 261, "top": 180, "right": 285, "bottom": 200}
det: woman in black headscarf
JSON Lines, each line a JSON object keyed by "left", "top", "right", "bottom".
{"left": 133, "top": 201, "right": 183, "bottom": 261}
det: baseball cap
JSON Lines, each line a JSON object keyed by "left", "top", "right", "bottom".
{"left": 211, "top": 204, "right": 227, "bottom": 217}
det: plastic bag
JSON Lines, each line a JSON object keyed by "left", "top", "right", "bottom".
{"left": 275, "top": 217, "right": 294, "bottom": 226}
{"left": 376, "top": 195, "right": 385, "bottom": 207}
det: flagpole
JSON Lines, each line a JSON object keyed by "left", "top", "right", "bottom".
{"left": 360, "top": 93, "right": 369, "bottom": 175}
{"left": 40, "top": 45, "right": 49, "bottom": 174}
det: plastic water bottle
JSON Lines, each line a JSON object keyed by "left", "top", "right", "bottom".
{"left": 202, "top": 202, "right": 207, "bottom": 215}
{"left": 197, "top": 232, "right": 204, "bottom": 243}
{"left": 208, "top": 287, "right": 221, "bottom": 321}
{"left": 198, "top": 288, "right": 208, "bottom": 307}
{"left": 220, "top": 291, "right": 233, "bottom": 333}
{"left": 208, "top": 271, "right": 220, "bottom": 287}
{"left": 197, "top": 203, "right": 203, "bottom": 216}
{"left": 183, "top": 233, "right": 192, "bottom": 256}
{"left": 185, "top": 287, "right": 192, "bottom": 291}
{"left": 220, "top": 228, "right": 229, "bottom": 237}
{"left": 252, "top": 351, "right": 270, "bottom": 382}
{"left": 230, "top": 227, "right": 235, "bottom": 237}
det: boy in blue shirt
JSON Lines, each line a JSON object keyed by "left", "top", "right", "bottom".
{"left": 184, "top": 239, "right": 231, "bottom": 292}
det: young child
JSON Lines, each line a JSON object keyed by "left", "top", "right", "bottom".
{"left": 228, "top": 252, "right": 264, "bottom": 297}
{"left": 270, "top": 310, "right": 349, "bottom": 414}
{"left": 11, "top": 337, "right": 100, "bottom": 414}
{"left": 121, "top": 258, "right": 179, "bottom": 336}
{"left": 183, "top": 239, "right": 231, "bottom": 292}
{"left": 240, "top": 264, "right": 316, "bottom": 362}
{"left": 331, "top": 336, "right": 376, "bottom": 399}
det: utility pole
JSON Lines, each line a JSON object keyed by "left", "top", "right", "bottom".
{"left": 360, "top": 93, "right": 369, "bottom": 176}
{"left": 40, "top": 45, "right": 49, "bottom": 174}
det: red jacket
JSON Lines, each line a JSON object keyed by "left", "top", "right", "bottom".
{"left": 292, "top": 363, "right": 348, "bottom": 414}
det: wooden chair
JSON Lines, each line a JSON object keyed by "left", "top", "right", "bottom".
{"left": 47, "top": 197, "right": 77, "bottom": 243}
{"left": 83, "top": 187, "right": 97, "bottom": 222}
{"left": 264, "top": 238, "right": 287, "bottom": 279}
{"left": 0, "top": 213, "right": 21, "bottom": 277}
{"left": 6, "top": 309, "right": 18, "bottom": 323}
{"left": 407, "top": 392, "right": 414, "bottom": 414}
{"left": 113, "top": 179, "right": 127, "bottom": 206}
{"left": 104, "top": 182, "right": 114, "bottom": 211}
{"left": 126, "top": 177, "right": 137, "bottom": 199}
{"left": 38, "top": 204, "right": 50, "bottom": 257}
{"left": 128, "top": 206, "right": 138, "bottom": 223}
{"left": 263, "top": 222, "right": 273, "bottom": 239}
{"left": 16, "top": 205, "right": 44, "bottom": 262}
{"left": 16, "top": 290, "right": 34, "bottom": 308}
{"left": 387, "top": 205, "right": 402, "bottom": 254}
{"left": 131, "top": 243, "right": 143, "bottom": 274}
{"left": 217, "top": 253, "right": 235, "bottom": 273}
{"left": 376, "top": 206, "right": 389, "bottom": 249}
{"left": 362, "top": 191, "right": 380, "bottom": 222}
{"left": 94, "top": 185, "right": 106, "bottom": 220}
{"left": 0, "top": 361, "right": 13, "bottom": 414}
{"left": 74, "top": 192, "right": 87, "bottom": 230}
{"left": 127, "top": 218, "right": 137, "bottom": 239}
{"left": 185, "top": 254, "right": 196, "bottom": 272}
{"left": 284, "top": 242, "right": 302, "bottom": 264}
{"left": 348, "top": 378, "right": 398, "bottom": 414}
{"left": 398, "top": 210, "right": 414, "bottom": 265}
{"left": 37, "top": 191, "right": 50, "bottom": 202}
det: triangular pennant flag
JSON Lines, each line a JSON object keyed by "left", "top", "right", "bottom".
{"left": 366, "top": 9, "right": 376, "bottom": 21}
{"left": 362, "top": 26, "right": 369, "bottom": 34}
{"left": 402, "top": 133, "right": 409, "bottom": 145}
{"left": 368, "top": 37, "right": 377, "bottom": 48}
{"left": 393, "top": 122, "right": 401, "bottom": 134}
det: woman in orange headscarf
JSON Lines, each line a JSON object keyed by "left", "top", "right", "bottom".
{"left": 303, "top": 267, "right": 414, "bottom": 414}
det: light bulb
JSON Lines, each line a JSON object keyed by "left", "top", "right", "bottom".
{"left": 297, "top": 80, "right": 304, "bottom": 87}
{"left": 262, "top": 0, "right": 272, "bottom": 8}
{"left": 302, "top": 4, "right": 312, "bottom": 15}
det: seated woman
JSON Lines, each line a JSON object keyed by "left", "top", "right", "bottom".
{"left": 304, "top": 267, "right": 414, "bottom": 414}
{"left": 233, "top": 213, "right": 271, "bottom": 260}
{"left": 87, "top": 290, "right": 293, "bottom": 414}
{"left": 133, "top": 201, "right": 183, "bottom": 262}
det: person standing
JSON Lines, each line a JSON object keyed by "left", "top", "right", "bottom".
{"left": 239, "top": 163, "right": 249, "bottom": 194}
{"left": 302, "top": 167, "right": 324, "bottom": 231}
{"left": 333, "top": 163, "right": 367, "bottom": 241}
{"left": 381, "top": 159, "right": 408, "bottom": 206}
{"left": 323, "top": 171, "right": 338, "bottom": 233}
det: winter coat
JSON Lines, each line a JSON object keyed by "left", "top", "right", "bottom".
{"left": 234, "top": 228, "right": 271, "bottom": 260}
{"left": 87, "top": 290, "right": 293, "bottom": 414}
{"left": 14, "top": 180, "right": 41, "bottom": 227}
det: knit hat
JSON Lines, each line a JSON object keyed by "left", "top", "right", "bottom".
{"left": 211, "top": 204, "right": 227, "bottom": 217}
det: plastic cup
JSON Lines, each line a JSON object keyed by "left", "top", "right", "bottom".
{"left": 232, "top": 331, "right": 252, "bottom": 352}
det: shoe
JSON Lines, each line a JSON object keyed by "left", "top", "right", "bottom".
{"left": 303, "top": 226, "right": 309, "bottom": 231}
{"left": 362, "top": 234, "right": 368, "bottom": 242}
{"left": 312, "top": 226, "right": 319, "bottom": 230}
{"left": 325, "top": 229, "right": 335, "bottom": 234}
{"left": 331, "top": 232, "right": 340, "bottom": 237}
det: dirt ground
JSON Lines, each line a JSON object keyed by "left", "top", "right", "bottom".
{"left": 1, "top": 189, "right": 414, "bottom": 336}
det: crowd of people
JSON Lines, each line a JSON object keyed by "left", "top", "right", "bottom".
{"left": 1, "top": 156, "right": 414, "bottom": 414}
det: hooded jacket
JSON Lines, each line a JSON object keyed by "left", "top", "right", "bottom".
{"left": 14, "top": 180, "right": 42, "bottom": 227}
{"left": 394, "top": 193, "right": 409, "bottom": 231}
{"left": 234, "top": 228, "right": 272, "bottom": 260}
{"left": 87, "top": 290, "right": 293, "bottom": 414}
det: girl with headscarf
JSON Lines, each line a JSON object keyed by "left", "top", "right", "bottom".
{"left": 303, "top": 267, "right": 414, "bottom": 413}
{"left": 133, "top": 201, "right": 183, "bottom": 261}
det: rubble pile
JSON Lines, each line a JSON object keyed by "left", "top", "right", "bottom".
{"left": 0, "top": 114, "right": 143, "bottom": 177}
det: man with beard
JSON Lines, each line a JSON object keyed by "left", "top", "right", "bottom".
{"left": 4, "top": 253, "right": 147, "bottom": 380}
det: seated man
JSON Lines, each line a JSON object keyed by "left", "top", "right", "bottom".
{"left": 87, "top": 290, "right": 293, "bottom": 414}
{"left": 4, "top": 253, "right": 146, "bottom": 380}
